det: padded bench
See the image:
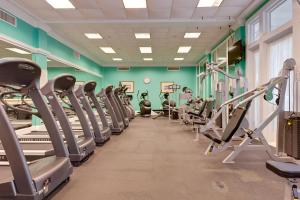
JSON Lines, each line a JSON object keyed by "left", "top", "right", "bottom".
{"left": 266, "top": 160, "right": 300, "bottom": 179}
{"left": 266, "top": 160, "right": 300, "bottom": 199}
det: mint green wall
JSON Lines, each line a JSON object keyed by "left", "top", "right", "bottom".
{"left": 46, "top": 36, "right": 102, "bottom": 76}
{"left": 0, "top": 11, "right": 35, "bottom": 46}
{"left": 48, "top": 67, "right": 102, "bottom": 92}
{"left": 0, "top": 8, "right": 102, "bottom": 77}
{"left": 196, "top": 26, "right": 246, "bottom": 100}
{"left": 102, "top": 67, "right": 196, "bottom": 110}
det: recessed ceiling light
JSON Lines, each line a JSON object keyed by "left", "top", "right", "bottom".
{"left": 6, "top": 48, "right": 31, "bottom": 55}
{"left": 113, "top": 58, "right": 123, "bottom": 61}
{"left": 46, "top": 0, "right": 75, "bottom": 9}
{"left": 197, "top": 0, "right": 223, "bottom": 7}
{"left": 85, "top": 33, "right": 103, "bottom": 39}
{"left": 143, "top": 58, "right": 153, "bottom": 61}
{"left": 177, "top": 46, "right": 191, "bottom": 53}
{"left": 140, "top": 47, "right": 152, "bottom": 54}
{"left": 123, "top": 0, "right": 147, "bottom": 8}
{"left": 47, "top": 59, "right": 51, "bottom": 62}
{"left": 174, "top": 58, "right": 184, "bottom": 61}
{"left": 100, "top": 47, "right": 116, "bottom": 54}
{"left": 135, "top": 33, "right": 150, "bottom": 39}
{"left": 184, "top": 32, "right": 201, "bottom": 38}
{"left": 217, "top": 57, "right": 227, "bottom": 61}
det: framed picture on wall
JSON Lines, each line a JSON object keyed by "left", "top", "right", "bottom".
{"left": 161, "top": 82, "right": 174, "bottom": 93}
{"left": 120, "top": 81, "right": 134, "bottom": 93}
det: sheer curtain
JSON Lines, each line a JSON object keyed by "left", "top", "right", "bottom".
{"left": 268, "top": 34, "right": 293, "bottom": 110}
{"left": 253, "top": 50, "right": 261, "bottom": 127}
{"left": 265, "top": 34, "right": 293, "bottom": 144}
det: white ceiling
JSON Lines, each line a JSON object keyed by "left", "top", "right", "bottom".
{"left": 9, "top": 0, "right": 259, "bottom": 67}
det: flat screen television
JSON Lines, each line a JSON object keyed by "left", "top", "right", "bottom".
{"left": 228, "top": 40, "right": 244, "bottom": 66}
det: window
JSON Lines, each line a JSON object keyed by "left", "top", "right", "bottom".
{"left": 253, "top": 21, "right": 260, "bottom": 41}
{"left": 247, "top": 17, "right": 260, "bottom": 43}
{"left": 269, "top": 0, "right": 292, "bottom": 31}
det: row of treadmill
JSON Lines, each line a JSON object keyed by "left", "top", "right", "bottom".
{"left": 0, "top": 58, "right": 135, "bottom": 200}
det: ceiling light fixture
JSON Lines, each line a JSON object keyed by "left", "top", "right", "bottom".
{"left": 123, "top": 0, "right": 147, "bottom": 8}
{"left": 184, "top": 32, "right": 201, "bottom": 38}
{"left": 113, "top": 58, "right": 123, "bottom": 61}
{"left": 100, "top": 47, "right": 116, "bottom": 54}
{"left": 140, "top": 47, "right": 152, "bottom": 54}
{"left": 177, "top": 46, "right": 191, "bottom": 53}
{"left": 143, "top": 58, "right": 153, "bottom": 61}
{"left": 135, "top": 33, "right": 150, "bottom": 39}
{"left": 217, "top": 57, "right": 227, "bottom": 61}
{"left": 46, "top": 0, "right": 75, "bottom": 9}
{"left": 6, "top": 48, "right": 31, "bottom": 55}
{"left": 174, "top": 58, "right": 184, "bottom": 61}
{"left": 85, "top": 33, "right": 103, "bottom": 39}
{"left": 197, "top": 0, "right": 223, "bottom": 7}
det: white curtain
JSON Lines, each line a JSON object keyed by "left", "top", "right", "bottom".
{"left": 253, "top": 50, "right": 261, "bottom": 127}
{"left": 265, "top": 34, "right": 293, "bottom": 144}
{"left": 268, "top": 34, "right": 293, "bottom": 110}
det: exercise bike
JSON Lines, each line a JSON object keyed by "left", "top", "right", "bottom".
{"left": 137, "top": 90, "right": 152, "bottom": 117}
{"left": 152, "top": 92, "right": 177, "bottom": 119}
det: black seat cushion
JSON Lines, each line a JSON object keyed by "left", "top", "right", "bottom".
{"left": 193, "top": 120, "right": 206, "bottom": 125}
{"left": 266, "top": 160, "right": 300, "bottom": 178}
{"left": 221, "top": 97, "right": 253, "bottom": 142}
{"left": 188, "top": 111, "right": 200, "bottom": 117}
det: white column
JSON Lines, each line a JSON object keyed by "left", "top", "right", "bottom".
{"left": 293, "top": 0, "right": 300, "bottom": 112}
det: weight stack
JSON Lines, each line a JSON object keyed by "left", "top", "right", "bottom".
{"left": 284, "top": 112, "right": 300, "bottom": 159}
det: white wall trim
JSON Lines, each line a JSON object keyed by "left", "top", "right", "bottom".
{"left": 0, "top": 33, "right": 103, "bottom": 78}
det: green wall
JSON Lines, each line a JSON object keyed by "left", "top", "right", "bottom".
{"left": 102, "top": 67, "right": 196, "bottom": 110}
{"left": 197, "top": 26, "right": 246, "bottom": 100}
{"left": 0, "top": 10, "right": 35, "bottom": 46}
{"left": 48, "top": 67, "right": 103, "bottom": 92}
{"left": 46, "top": 36, "right": 102, "bottom": 76}
{"left": 0, "top": 8, "right": 103, "bottom": 77}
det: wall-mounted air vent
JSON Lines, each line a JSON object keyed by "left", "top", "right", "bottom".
{"left": 168, "top": 66, "right": 180, "bottom": 71}
{"left": 118, "top": 67, "right": 130, "bottom": 71}
{"left": 0, "top": 9, "right": 16, "bottom": 26}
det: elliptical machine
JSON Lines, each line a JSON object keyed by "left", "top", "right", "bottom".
{"left": 138, "top": 90, "right": 151, "bottom": 117}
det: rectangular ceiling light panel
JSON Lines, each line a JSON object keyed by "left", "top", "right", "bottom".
{"left": 184, "top": 32, "right": 201, "bottom": 38}
{"left": 140, "top": 47, "right": 152, "bottom": 53}
{"left": 85, "top": 33, "right": 103, "bottom": 39}
{"left": 100, "top": 47, "right": 116, "bottom": 54}
{"left": 135, "top": 33, "right": 150, "bottom": 39}
{"left": 46, "top": 0, "right": 75, "bottom": 9}
{"left": 197, "top": 0, "right": 223, "bottom": 7}
{"left": 113, "top": 58, "right": 123, "bottom": 61}
{"left": 123, "top": 0, "right": 147, "bottom": 8}
{"left": 177, "top": 46, "right": 191, "bottom": 53}
{"left": 174, "top": 58, "right": 184, "bottom": 61}
{"left": 143, "top": 58, "right": 153, "bottom": 61}
{"left": 6, "top": 48, "right": 31, "bottom": 55}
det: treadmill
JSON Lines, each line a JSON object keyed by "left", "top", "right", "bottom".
{"left": 1, "top": 74, "right": 96, "bottom": 166}
{"left": 114, "top": 86, "right": 130, "bottom": 125}
{"left": 97, "top": 86, "right": 124, "bottom": 134}
{"left": 27, "top": 75, "right": 96, "bottom": 165}
{"left": 74, "top": 81, "right": 111, "bottom": 145}
{"left": 0, "top": 58, "right": 73, "bottom": 199}
{"left": 104, "top": 85, "right": 128, "bottom": 128}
